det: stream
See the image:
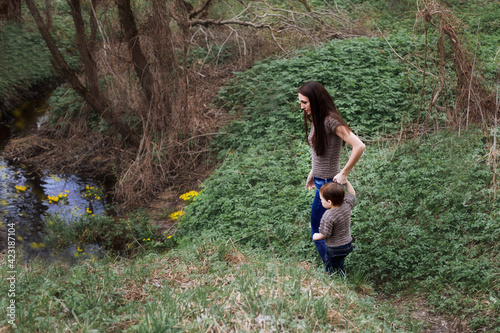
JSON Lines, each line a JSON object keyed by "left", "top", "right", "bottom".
{"left": 0, "top": 91, "right": 106, "bottom": 259}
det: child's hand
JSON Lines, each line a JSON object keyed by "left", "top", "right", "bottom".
{"left": 312, "top": 233, "right": 325, "bottom": 241}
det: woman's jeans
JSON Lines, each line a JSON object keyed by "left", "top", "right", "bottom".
{"left": 310, "top": 177, "right": 333, "bottom": 267}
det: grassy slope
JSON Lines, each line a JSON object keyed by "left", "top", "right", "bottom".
{"left": 0, "top": 244, "right": 419, "bottom": 332}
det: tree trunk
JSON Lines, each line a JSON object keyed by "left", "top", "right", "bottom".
{"left": 24, "top": 0, "right": 141, "bottom": 147}
{"left": 44, "top": 0, "right": 52, "bottom": 31}
{"left": 67, "top": 0, "right": 102, "bottom": 100}
{"left": 88, "top": 0, "right": 98, "bottom": 56}
{"left": 115, "top": 0, "right": 154, "bottom": 102}
{"left": 151, "top": 0, "right": 179, "bottom": 129}
{"left": 0, "top": 0, "right": 22, "bottom": 22}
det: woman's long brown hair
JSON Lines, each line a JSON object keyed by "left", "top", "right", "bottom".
{"left": 298, "top": 81, "right": 350, "bottom": 156}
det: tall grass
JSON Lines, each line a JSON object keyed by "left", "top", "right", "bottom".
{"left": 0, "top": 242, "right": 421, "bottom": 331}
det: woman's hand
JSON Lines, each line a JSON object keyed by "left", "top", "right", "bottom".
{"left": 333, "top": 171, "right": 347, "bottom": 185}
{"left": 306, "top": 171, "right": 315, "bottom": 190}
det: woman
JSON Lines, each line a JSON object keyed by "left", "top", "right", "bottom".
{"left": 298, "top": 81, "right": 365, "bottom": 266}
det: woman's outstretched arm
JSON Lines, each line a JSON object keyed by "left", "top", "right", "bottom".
{"left": 333, "top": 126, "right": 366, "bottom": 184}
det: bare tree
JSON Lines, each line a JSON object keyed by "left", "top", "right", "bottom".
{"left": 23, "top": 0, "right": 141, "bottom": 147}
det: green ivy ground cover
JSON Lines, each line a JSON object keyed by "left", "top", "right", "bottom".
{"left": 0, "top": 4, "right": 80, "bottom": 103}
{"left": 179, "top": 35, "right": 500, "bottom": 331}
{"left": 0, "top": 23, "right": 54, "bottom": 101}
{"left": 352, "top": 129, "right": 499, "bottom": 330}
{"left": 213, "top": 36, "right": 416, "bottom": 142}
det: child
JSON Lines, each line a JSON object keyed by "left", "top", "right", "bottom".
{"left": 312, "top": 180, "right": 355, "bottom": 277}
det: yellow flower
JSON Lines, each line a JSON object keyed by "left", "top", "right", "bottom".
{"left": 168, "top": 210, "right": 185, "bottom": 220}
{"left": 179, "top": 191, "right": 200, "bottom": 201}
{"left": 15, "top": 185, "right": 27, "bottom": 192}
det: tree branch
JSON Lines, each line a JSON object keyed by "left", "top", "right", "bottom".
{"left": 189, "top": 0, "right": 212, "bottom": 19}
{"left": 189, "top": 17, "right": 272, "bottom": 29}
{"left": 116, "top": 0, "right": 154, "bottom": 102}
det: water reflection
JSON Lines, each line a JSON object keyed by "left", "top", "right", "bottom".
{"left": 0, "top": 159, "right": 106, "bottom": 259}
{"left": 0, "top": 90, "right": 107, "bottom": 260}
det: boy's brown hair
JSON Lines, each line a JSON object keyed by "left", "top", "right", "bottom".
{"left": 319, "top": 182, "right": 345, "bottom": 207}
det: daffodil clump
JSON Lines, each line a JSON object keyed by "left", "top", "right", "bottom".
{"left": 168, "top": 210, "right": 185, "bottom": 220}
{"left": 15, "top": 185, "right": 27, "bottom": 193}
{"left": 85, "top": 207, "right": 95, "bottom": 217}
{"left": 179, "top": 190, "right": 199, "bottom": 201}
{"left": 47, "top": 191, "right": 69, "bottom": 204}
{"left": 74, "top": 246, "right": 85, "bottom": 257}
{"left": 82, "top": 185, "right": 103, "bottom": 201}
